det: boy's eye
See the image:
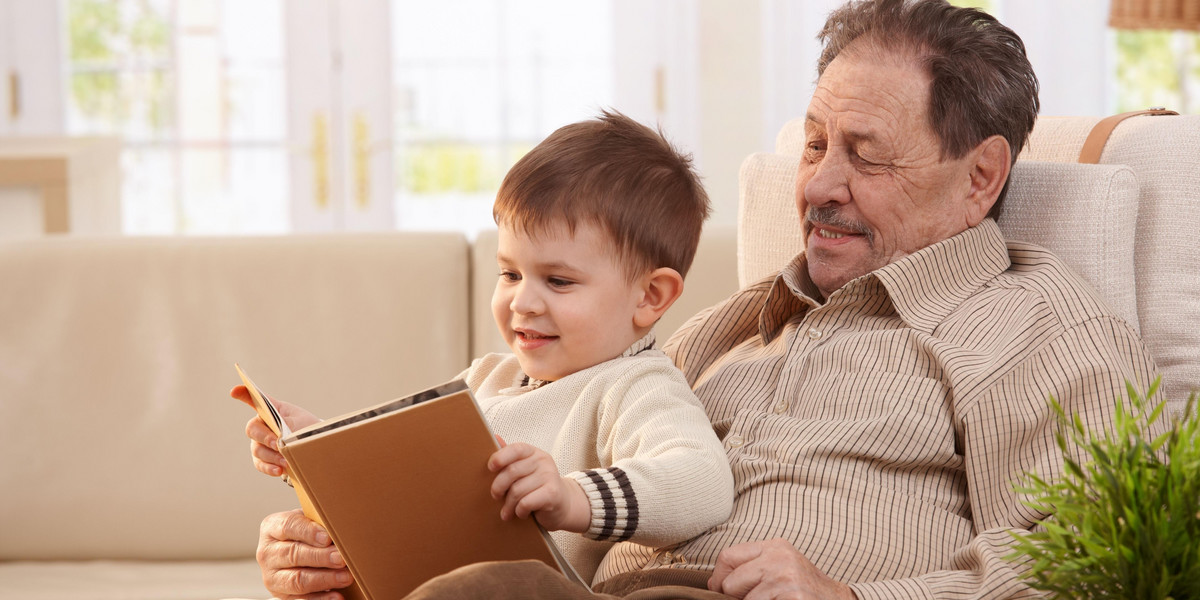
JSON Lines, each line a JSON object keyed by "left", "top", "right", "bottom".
{"left": 499, "top": 270, "right": 520, "bottom": 282}
{"left": 547, "top": 277, "right": 574, "bottom": 288}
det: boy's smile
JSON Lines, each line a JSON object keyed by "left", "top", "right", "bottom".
{"left": 492, "top": 221, "right": 647, "bottom": 382}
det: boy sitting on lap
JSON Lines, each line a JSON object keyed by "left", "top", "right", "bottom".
{"left": 236, "top": 110, "right": 733, "bottom": 585}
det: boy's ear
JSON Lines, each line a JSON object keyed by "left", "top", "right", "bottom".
{"left": 633, "top": 267, "right": 685, "bottom": 329}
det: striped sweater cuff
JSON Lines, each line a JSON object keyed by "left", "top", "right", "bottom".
{"left": 569, "top": 468, "right": 639, "bottom": 542}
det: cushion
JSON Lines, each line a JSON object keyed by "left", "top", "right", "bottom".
{"left": 0, "top": 233, "right": 471, "bottom": 561}
{"left": 0, "top": 559, "right": 266, "bottom": 600}
{"left": 997, "top": 161, "right": 1141, "bottom": 333}
{"left": 1023, "top": 115, "right": 1200, "bottom": 412}
{"left": 737, "top": 152, "right": 803, "bottom": 287}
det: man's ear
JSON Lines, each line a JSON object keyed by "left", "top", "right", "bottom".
{"left": 633, "top": 267, "right": 685, "bottom": 329}
{"left": 964, "top": 134, "right": 1011, "bottom": 226}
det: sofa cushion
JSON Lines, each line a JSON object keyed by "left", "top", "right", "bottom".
{"left": 0, "top": 233, "right": 471, "bottom": 561}
{"left": 997, "top": 161, "right": 1140, "bottom": 333}
{"left": 737, "top": 152, "right": 803, "bottom": 287}
{"left": 0, "top": 559, "right": 265, "bottom": 600}
{"left": 1023, "top": 114, "right": 1200, "bottom": 411}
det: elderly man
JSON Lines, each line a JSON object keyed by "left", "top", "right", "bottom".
{"left": 248, "top": 0, "right": 1160, "bottom": 598}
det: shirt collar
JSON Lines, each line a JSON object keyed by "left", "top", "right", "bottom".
{"left": 523, "top": 330, "right": 657, "bottom": 389}
{"left": 758, "top": 219, "right": 1011, "bottom": 338}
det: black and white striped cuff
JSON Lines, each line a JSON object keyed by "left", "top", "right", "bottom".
{"left": 571, "top": 468, "right": 639, "bottom": 542}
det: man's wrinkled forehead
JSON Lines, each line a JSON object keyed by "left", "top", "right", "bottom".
{"left": 806, "top": 48, "right": 932, "bottom": 141}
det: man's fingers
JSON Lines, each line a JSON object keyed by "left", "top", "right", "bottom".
{"left": 262, "top": 509, "right": 333, "bottom": 548}
{"left": 267, "top": 564, "right": 352, "bottom": 596}
{"left": 278, "top": 592, "right": 343, "bottom": 600}
{"left": 709, "top": 541, "right": 764, "bottom": 593}
{"left": 257, "top": 510, "right": 353, "bottom": 599}
{"left": 712, "top": 561, "right": 765, "bottom": 599}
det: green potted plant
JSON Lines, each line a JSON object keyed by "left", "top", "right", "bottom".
{"left": 1008, "top": 378, "right": 1200, "bottom": 599}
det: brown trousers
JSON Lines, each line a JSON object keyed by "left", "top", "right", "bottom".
{"left": 403, "top": 560, "right": 735, "bottom": 600}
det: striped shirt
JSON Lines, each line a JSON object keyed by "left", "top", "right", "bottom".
{"left": 595, "top": 219, "right": 1160, "bottom": 599}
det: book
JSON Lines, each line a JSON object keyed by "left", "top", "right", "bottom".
{"left": 235, "top": 364, "right": 588, "bottom": 600}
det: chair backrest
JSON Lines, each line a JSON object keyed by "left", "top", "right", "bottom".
{"left": 739, "top": 113, "right": 1200, "bottom": 416}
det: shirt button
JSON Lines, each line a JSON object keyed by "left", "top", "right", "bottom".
{"left": 657, "top": 552, "right": 674, "bottom": 565}
{"left": 807, "top": 327, "right": 823, "bottom": 340}
{"left": 773, "top": 401, "right": 789, "bottom": 414}
{"left": 727, "top": 434, "right": 745, "bottom": 448}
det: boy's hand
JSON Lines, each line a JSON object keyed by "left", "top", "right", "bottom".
{"left": 231, "top": 385, "right": 322, "bottom": 477}
{"left": 487, "top": 441, "right": 590, "bottom": 533}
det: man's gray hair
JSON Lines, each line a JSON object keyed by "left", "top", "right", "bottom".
{"left": 818, "top": 0, "right": 1040, "bottom": 218}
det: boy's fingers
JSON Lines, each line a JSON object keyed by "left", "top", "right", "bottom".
{"left": 251, "top": 442, "right": 286, "bottom": 476}
{"left": 231, "top": 385, "right": 254, "bottom": 407}
{"left": 514, "top": 486, "right": 555, "bottom": 519}
{"left": 246, "top": 415, "right": 280, "bottom": 449}
{"left": 489, "top": 455, "right": 543, "bottom": 499}
{"left": 487, "top": 442, "right": 536, "bottom": 471}
{"left": 503, "top": 477, "right": 553, "bottom": 519}
{"left": 253, "top": 457, "right": 283, "bottom": 477}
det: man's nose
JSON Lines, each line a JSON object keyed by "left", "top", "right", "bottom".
{"left": 802, "top": 152, "right": 852, "bottom": 207}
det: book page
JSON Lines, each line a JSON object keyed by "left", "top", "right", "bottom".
{"left": 286, "top": 379, "right": 469, "bottom": 442}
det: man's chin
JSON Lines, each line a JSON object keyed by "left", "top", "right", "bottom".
{"left": 807, "top": 261, "right": 868, "bottom": 299}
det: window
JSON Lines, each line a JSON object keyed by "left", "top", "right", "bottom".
{"left": 950, "top": 0, "right": 1199, "bottom": 116}
{"left": 66, "top": 0, "right": 288, "bottom": 234}
{"left": 390, "top": 0, "right": 614, "bottom": 235}
{"left": 64, "top": 0, "right": 621, "bottom": 236}
{"left": 1115, "top": 29, "right": 1200, "bottom": 113}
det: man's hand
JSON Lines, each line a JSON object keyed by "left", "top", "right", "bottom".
{"left": 230, "top": 385, "right": 321, "bottom": 477}
{"left": 257, "top": 509, "right": 353, "bottom": 600}
{"left": 487, "top": 440, "right": 590, "bottom": 533}
{"left": 708, "top": 538, "right": 857, "bottom": 600}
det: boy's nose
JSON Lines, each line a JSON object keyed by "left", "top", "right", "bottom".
{"left": 509, "top": 282, "right": 545, "bottom": 315}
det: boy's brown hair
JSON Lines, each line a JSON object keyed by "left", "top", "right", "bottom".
{"left": 493, "top": 109, "right": 710, "bottom": 280}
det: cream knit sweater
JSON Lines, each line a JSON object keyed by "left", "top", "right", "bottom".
{"left": 462, "top": 332, "right": 733, "bottom": 585}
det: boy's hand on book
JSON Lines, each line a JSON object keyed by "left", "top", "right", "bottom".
{"left": 488, "top": 441, "right": 590, "bottom": 534}
{"left": 231, "top": 385, "right": 321, "bottom": 477}
{"left": 257, "top": 509, "right": 352, "bottom": 600}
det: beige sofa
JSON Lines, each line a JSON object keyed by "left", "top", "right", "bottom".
{"left": 0, "top": 228, "right": 737, "bottom": 600}
{"left": 2, "top": 112, "right": 1197, "bottom": 600}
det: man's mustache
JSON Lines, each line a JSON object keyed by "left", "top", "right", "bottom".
{"left": 805, "top": 206, "right": 874, "bottom": 245}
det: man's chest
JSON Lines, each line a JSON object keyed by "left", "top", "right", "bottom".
{"left": 694, "top": 311, "right": 964, "bottom": 487}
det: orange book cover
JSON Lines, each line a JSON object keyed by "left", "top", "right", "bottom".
{"left": 235, "top": 364, "right": 587, "bottom": 599}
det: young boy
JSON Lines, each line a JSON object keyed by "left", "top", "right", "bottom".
{"left": 235, "top": 110, "right": 732, "bottom": 585}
